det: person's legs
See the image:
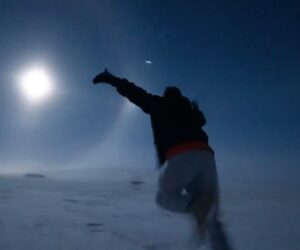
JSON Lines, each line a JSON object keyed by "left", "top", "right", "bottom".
{"left": 156, "top": 151, "right": 232, "bottom": 249}
{"left": 156, "top": 151, "right": 214, "bottom": 213}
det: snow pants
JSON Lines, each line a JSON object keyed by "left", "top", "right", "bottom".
{"left": 156, "top": 150, "right": 232, "bottom": 250}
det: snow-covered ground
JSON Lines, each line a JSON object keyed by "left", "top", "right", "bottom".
{"left": 0, "top": 169, "right": 299, "bottom": 250}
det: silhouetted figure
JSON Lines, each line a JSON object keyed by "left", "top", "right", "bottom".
{"left": 93, "top": 69, "right": 232, "bottom": 250}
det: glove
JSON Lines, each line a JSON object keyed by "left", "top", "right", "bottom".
{"left": 93, "top": 69, "right": 119, "bottom": 85}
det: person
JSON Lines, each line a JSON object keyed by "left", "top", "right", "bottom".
{"left": 93, "top": 69, "right": 232, "bottom": 250}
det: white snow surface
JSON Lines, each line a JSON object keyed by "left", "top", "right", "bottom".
{"left": 0, "top": 169, "right": 299, "bottom": 250}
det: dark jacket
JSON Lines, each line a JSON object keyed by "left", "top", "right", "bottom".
{"left": 112, "top": 79, "right": 209, "bottom": 165}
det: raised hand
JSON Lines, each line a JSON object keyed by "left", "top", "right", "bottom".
{"left": 93, "top": 69, "right": 118, "bottom": 84}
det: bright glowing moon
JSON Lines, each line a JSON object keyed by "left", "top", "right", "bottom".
{"left": 20, "top": 68, "right": 53, "bottom": 102}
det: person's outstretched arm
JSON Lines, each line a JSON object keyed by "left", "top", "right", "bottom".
{"left": 93, "top": 69, "right": 160, "bottom": 114}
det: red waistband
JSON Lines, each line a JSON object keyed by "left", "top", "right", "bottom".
{"left": 165, "top": 142, "right": 214, "bottom": 160}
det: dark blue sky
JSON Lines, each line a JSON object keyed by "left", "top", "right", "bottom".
{"left": 0, "top": 0, "right": 299, "bottom": 179}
